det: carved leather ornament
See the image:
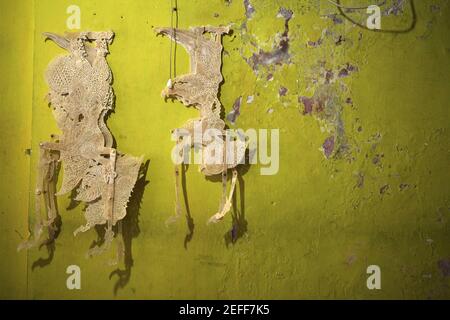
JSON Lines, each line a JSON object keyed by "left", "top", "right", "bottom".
{"left": 155, "top": 26, "right": 247, "bottom": 224}
{"left": 19, "top": 31, "right": 142, "bottom": 261}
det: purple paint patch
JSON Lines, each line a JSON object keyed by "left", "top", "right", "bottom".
{"left": 299, "top": 96, "right": 314, "bottom": 115}
{"left": 226, "top": 96, "right": 243, "bottom": 125}
{"left": 326, "top": 14, "right": 343, "bottom": 24}
{"left": 322, "top": 136, "right": 335, "bottom": 158}
{"left": 277, "top": 7, "right": 293, "bottom": 20}
{"left": 246, "top": 8, "right": 292, "bottom": 72}
{"left": 325, "top": 70, "right": 334, "bottom": 83}
{"left": 279, "top": 86, "right": 288, "bottom": 96}
{"left": 338, "top": 68, "right": 349, "bottom": 78}
{"left": 244, "top": 0, "right": 255, "bottom": 19}
{"left": 346, "top": 63, "right": 358, "bottom": 72}
{"left": 308, "top": 38, "right": 323, "bottom": 48}
{"left": 338, "top": 64, "right": 358, "bottom": 78}
{"left": 384, "top": 0, "right": 405, "bottom": 16}
{"left": 438, "top": 259, "right": 450, "bottom": 277}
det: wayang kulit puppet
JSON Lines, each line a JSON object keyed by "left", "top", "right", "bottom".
{"left": 155, "top": 25, "right": 247, "bottom": 224}
{"left": 19, "top": 31, "right": 142, "bottom": 261}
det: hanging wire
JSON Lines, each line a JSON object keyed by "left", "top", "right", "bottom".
{"left": 169, "top": 0, "right": 179, "bottom": 84}
{"left": 327, "top": 0, "right": 386, "bottom": 10}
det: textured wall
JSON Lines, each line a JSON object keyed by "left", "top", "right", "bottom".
{"left": 0, "top": 0, "right": 449, "bottom": 299}
{"left": 0, "top": 0, "right": 33, "bottom": 299}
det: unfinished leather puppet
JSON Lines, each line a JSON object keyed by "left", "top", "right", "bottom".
{"left": 19, "top": 31, "right": 142, "bottom": 260}
{"left": 155, "top": 26, "right": 247, "bottom": 224}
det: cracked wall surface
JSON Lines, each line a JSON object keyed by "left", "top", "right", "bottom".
{"left": 0, "top": 0, "right": 449, "bottom": 299}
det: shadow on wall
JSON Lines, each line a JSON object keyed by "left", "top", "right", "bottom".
{"left": 180, "top": 163, "right": 194, "bottom": 249}
{"left": 180, "top": 158, "right": 251, "bottom": 249}
{"left": 224, "top": 152, "right": 251, "bottom": 248}
{"left": 31, "top": 215, "right": 62, "bottom": 270}
{"left": 30, "top": 157, "right": 151, "bottom": 296}
{"left": 204, "top": 150, "right": 251, "bottom": 248}
{"left": 109, "top": 160, "right": 150, "bottom": 295}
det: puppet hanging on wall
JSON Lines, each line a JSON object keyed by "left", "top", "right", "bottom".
{"left": 18, "top": 31, "right": 142, "bottom": 262}
{"left": 155, "top": 25, "right": 248, "bottom": 224}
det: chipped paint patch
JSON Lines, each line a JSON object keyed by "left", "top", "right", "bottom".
{"left": 278, "top": 86, "right": 288, "bottom": 97}
{"left": 298, "top": 84, "right": 350, "bottom": 158}
{"left": 244, "top": 7, "right": 292, "bottom": 73}
{"left": 244, "top": 0, "right": 255, "bottom": 19}
{"left": 226, "top": 96, "right": 243, "bottom": 125}
{"left": 322, "top": 136, "right": 335, "bottom": 158}
{"left": 383, "top": 0, "right": 407, "bottom": 16}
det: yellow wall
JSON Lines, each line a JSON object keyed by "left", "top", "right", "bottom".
{"left": 0, "top": 0, "right": 33, "bottom": 299}
{"left": 0, "top": 0, "right": 449, "bottom": 299}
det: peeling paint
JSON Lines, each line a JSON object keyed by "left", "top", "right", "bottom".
{"left": 226, "top": 96, "right": 243, "bottom": 125}
{"left": 278, "top": 86, "right": 288, "bottom": 97}
{"left": 245, "top": 7, "right": 292, "bottom": 73}
{"left": 384, "top": 0, "right": 407, "bottom": 16}
{"left": 244, "top": 0, "right": 255, "bottom": 19}
{"left": 298, "top": 84, "right": 349, "bottom": 158}
{"left": 322, "top": 136, "right": 335, "bottom": 158}
{"left": 338, "top": 64, "right": 357, "bottom": 78}
{"left": 5, "top": 0, "right": 450, "bottom": 301}
{"left": 324, "top": 13, "right": 343, "bottom": 25}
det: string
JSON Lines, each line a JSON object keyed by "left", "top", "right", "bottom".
{"left": 327, "top": 0, "right": 386, "bottom": 10}
{"left": 169, "top": 0, "right": 178, "bottom": 81}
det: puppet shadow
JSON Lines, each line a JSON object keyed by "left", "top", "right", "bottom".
{"left": 181, "top": 163, "right": 195, "bottom": 249}
{"left": 31, "top": 216, "right": 62, "bottom": 270}
{"left": 109, "top": 160, "right": 150, "bottom": 295}
{"left": 179, "top": 144, "right": 251, "bottom": 249}
{"left": 224, "top": 169, "right": 248, "bottom": 247}
{"left": 205, "top": 150, "right": 251, "bottom": 247}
